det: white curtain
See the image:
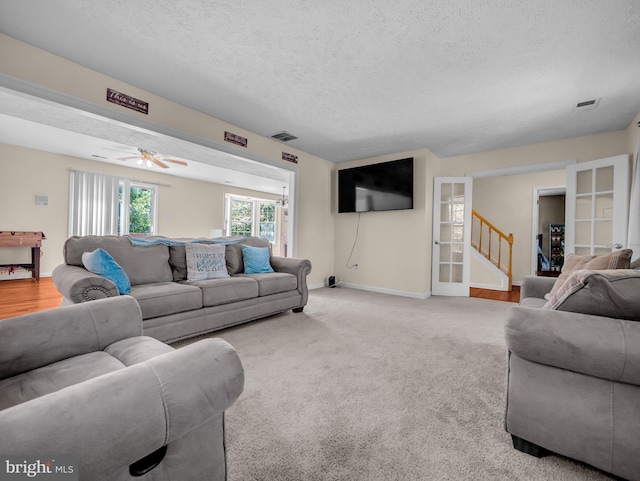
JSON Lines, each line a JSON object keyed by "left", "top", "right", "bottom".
{"left": 68, "top": 170, "right": 120, "bottom": 237}
{"left": 627, "top": 134, "right": 640, "bottom": 262}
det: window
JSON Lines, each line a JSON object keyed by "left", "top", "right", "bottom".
{"left": 226, "top": 195, "right": 277, "bottom": 243}
{"left": 69, "top": 172, "right": 158, "bottom": 237}
{"left": 119, "top": 180, "right": 158, "bottom": 237}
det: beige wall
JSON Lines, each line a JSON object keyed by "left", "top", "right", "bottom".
{"left": 333, "top": 149, "right": 434, "bottom": 297}
{"left": 0, "top": 34, "right": 335, "bottom": 288}
{"left": 333, "top": 128, "right": 637, "bottom": 296}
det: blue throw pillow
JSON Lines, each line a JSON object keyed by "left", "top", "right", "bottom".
{"left": 241, "top": 244, "right": 274, "bottom": 274}
{"left": 82, "top": 248, "right": 131, "bottom": 294}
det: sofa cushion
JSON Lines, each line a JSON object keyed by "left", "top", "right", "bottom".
{"left": 169, "top": 245, "right": 188, "bottom": 281}
{"left": 519, "top": 297, "right": 547, "bottom": 308}
{"left": 188, "top": 277, "right": 259, "bottom": 307}
{"left": 241, "top": 244, "right": 274, "bottom": 274}
{"left": 545, "top": 249, "right": 633, "bottom": 300}
{"left": 64, "top": 235, "right": 132, "bottom": 265}
{"left": 226, "top": 237, "right": 271, "bottom": 275}
{"left": 185, "top": 243, "right": 230, "bottom": 280}
{"left": 82, "top": 248, "right": 131, "bottom": 294}
{"left": 129, "top": 282, "right": 203, "bottom": 319}
{"left": 543, "top": 269, "right": 640, "bottom": 320}
{"left": 236, "top": 272, "right": 297, "bottom": 297}
{"left": 108, "top": 244, "right": 173, "bottom": 286}
{"left": 0, "top": 351, "right": 124, "bottom": 411}
{"left": 64, "top": 236, "right": 173, "bottom": 285}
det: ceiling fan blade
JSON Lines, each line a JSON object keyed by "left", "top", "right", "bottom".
{"left": 163, "top": 158, "right": 188, "bottom": 166}
{"left": 152, "top": 158, "right": 170, "bottom": 168}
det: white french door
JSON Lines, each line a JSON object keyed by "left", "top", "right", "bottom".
{"left": 565, "top": 155, "right": 629, "bottom": 256}
{"left": 432, "top": 177, "right": 473, "bottom": 296}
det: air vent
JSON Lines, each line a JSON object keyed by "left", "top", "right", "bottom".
{"left": 271, "top": 131, "right": 298, "bottom": 142}
{"left": 575, "top": 98, "right": 600, "bottom": 110}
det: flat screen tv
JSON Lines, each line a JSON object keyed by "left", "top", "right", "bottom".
{"left": 338, "top": 157, "right": 413, "bottom": 213}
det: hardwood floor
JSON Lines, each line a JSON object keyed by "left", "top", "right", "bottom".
{"left": 0, "top": 277, "right": 62, "bottom": 320}
{"left": 470, "top": 285, "right": 520, "bottom": 303}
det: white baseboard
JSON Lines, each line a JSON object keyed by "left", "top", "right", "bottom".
{"left": 334, "top": 282, "right": 431, "bottom": 300}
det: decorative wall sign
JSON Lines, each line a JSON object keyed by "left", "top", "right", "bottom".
{"left": 106, "top": 88, "right": 149, "bottom": 114}
{"left": 224, "top": 131, "right": 248, "bottom": 148}
{"left": 282, "top": 152, "right": 298, "bottom": 163}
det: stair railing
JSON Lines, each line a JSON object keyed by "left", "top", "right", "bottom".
{"left": 471, "top": 210, "right": 514, "bottom": 291}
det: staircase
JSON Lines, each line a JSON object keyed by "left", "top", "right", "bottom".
{"left": 471, "top": 210, "right": 514, "bottom": 291}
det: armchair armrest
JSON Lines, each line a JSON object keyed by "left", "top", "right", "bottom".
{"left": 505, "top": 306, "right": 640, "bottom": 385}
{"left": 0, "top": 296, "right": 142, "bottom": 380}
{"left": 0, "top": 338, "right": 244, "bottom": 480}
{"left": 52, "top": 264, "right": 119, "bottom": 303}
{"left": 519, "top": 275, "right": 556, "bottom": 300}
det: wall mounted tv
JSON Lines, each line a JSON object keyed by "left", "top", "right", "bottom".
{"left": 338, "top": 157, "right": 414, "bottom": 213}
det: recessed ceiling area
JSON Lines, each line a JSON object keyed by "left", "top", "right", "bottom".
{"left": 0, "top": 87, "right": 291, "bottom": 195}
{"left": 1, "top": 1, "right": 640, "bottom": 163}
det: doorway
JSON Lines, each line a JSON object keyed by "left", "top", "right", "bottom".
{"left": 531, "top": 187, "right": 566, "bottom": 276}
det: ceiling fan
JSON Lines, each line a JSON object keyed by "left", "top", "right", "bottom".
{"left": 118, "top": 148, "right": 188, "bottom": 169}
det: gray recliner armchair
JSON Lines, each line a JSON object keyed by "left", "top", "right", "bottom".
{"left": 505, "top": 272, "right": 640, "bottom": 481}
{"left": 0, "top": 296, "right": 244, "bottom": 481}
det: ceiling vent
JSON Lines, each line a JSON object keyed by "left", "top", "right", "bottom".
{"left": 271, "top": 131, "right": 298, "bottom": 142}
{"left": 575, "top": 98, "right": 600, "bottom": 110}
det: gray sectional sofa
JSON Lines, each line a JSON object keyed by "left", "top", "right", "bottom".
{"left": 52, "top": 235, "right": 311, "bottom": 343}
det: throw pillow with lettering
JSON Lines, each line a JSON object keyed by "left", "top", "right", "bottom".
{"left": 185, "top": 243, "right": 230, "bottom": 281}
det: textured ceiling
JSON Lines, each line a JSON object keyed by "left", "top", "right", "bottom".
{"left": 1, "top": 0, "right": 640, "bottom": 162}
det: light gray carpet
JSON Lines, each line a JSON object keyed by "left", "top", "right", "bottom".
{"left": 177, "top": 287, "right": 613, "bottom": 481}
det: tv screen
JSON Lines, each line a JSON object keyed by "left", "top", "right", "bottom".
{"left": 338, "top": 157, "right": 414, "bottom": 213}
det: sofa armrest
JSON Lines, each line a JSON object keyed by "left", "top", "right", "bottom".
{"left": 505, "top": 306, "right": 640, "bottom": 385}
{"left": 270, "top": 256, "right": 312, "bottom": 303}
{"left": 519, "top": 275, "right": 556, "bottom": 301}
{"left": 0, "top": 338, "right": 244, "bottom": 480}
{"left": 0, "top": 296, "right": 143, "bottom": 380}
{"left": 52, "top": 264, "right": 119, "bottom": 303}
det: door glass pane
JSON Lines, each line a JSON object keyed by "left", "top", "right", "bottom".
{"left": 575, "top": 246, "right": 592, "bottom": 256}
{"left": 451, "top": 203, "right": 464, "bottom": 222}
{"left": 576, "top": 170, "right": 593, "bottom": 195}
{"left": 594, "top": 247, "right": 612, "bottom": 256}
{"left": 576, "top": 196, "right": 592, "bottom": 219}
{"left": 594, "top": 220, "right": 612, "bottom": 245}
{"left": 452, "top": 243, "right": 464, "bottom": 262}
{"left": 439, "top": 264, "right": 450, "bottom": 282}
{"left": 452, "top": 224, "right": 464, "bottom": 242}
{"left": 575, "top": 221, "right": 592, "bottom": 245}
{"left": 595, "top": 166, "right": 614, "bottom": 192}
{"left": 440, "top": 223, "right": 451, "bottom": 242}
{"left": 440, "top": 183, "right": 452, "bottom": 202}
{"left": 452, "top": 264, "right": 463, "bottom": 283}
{"left": 595, "top": 193, "right": 613, "bottom": 219}
{"left": 453, "top": 182, "right": 465, "bottom": 198}
{"left": 439, "top": 244, "right": 451, "bottom": 262}
{"left": 440, "top": 203, "right": 451, "bottom": 222}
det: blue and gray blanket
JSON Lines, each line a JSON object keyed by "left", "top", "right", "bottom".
{"left": 125, "top": 235, "right": 246, "bottom": 247}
